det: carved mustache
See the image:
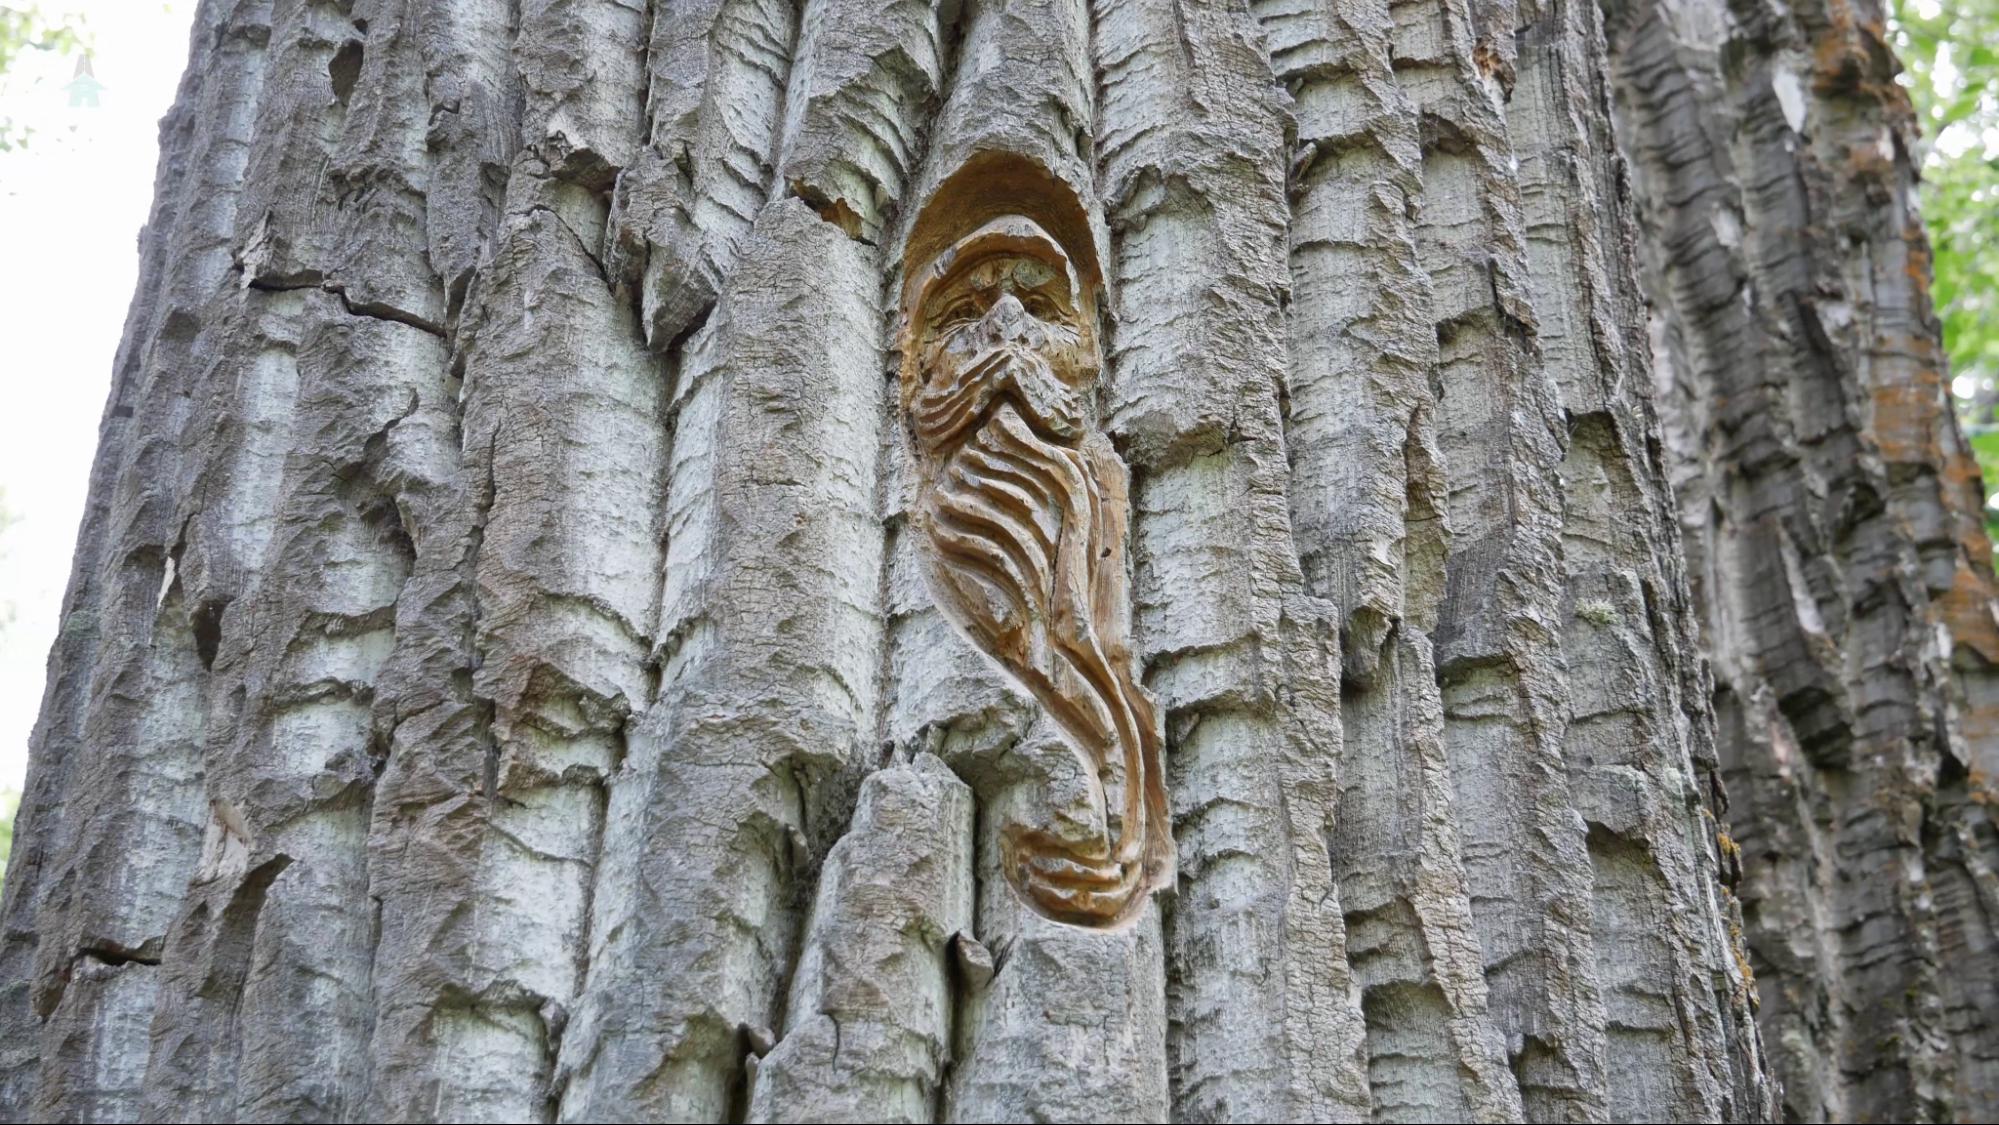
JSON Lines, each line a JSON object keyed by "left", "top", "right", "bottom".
{"left": 914, "top": 344, "right": 1085, "bottom": 453}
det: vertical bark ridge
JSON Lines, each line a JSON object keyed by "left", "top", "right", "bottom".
{"left": 1252, "top": 0, "right": 1438, "bottom": 680}
{"left": 1390, "top": 0, "right": 1616, "bottom": 1114}
{"left": 773, "top": 0, "right": 949, "bottom": 242}
{"left": 1094, "top": 0, "right": 1370, "bottom": 1118}
{"left": 1802, "top": 6, "right": 1999, "bottom": 1109}
{"left": 557, "top": 196, "right": 887, "bottom": 1120}
{"left": 0, "top": 34, "right": 230, "bottom": 1086}
{"left": 904, "top": 0, "right": 1098, "bottom": 248}
{"left": 174, "top": 289, "right": 417, "bottom": 1123}
{"left": 706, "top": 5, "right": 961, "bottom": 1121}
{"left": 21, "top": 3, "right": 268, "bottom": 1115}
{"left": 351, "top": 0, "right": 523, "bottom": 1118}
{"left": 130, "top": 0, "right": 476, "bottom": 1115}
{"left": 606, "top": 0, "right": 799, "bottom": 349}
{"left": 516, "top": 0, "right": 650, "bottom": 187}
{"left": 0, "top": 2, "right": 277, "bottom": 1118}
{"left": 1247, "top": 1, "right": 1523, "bottom": 1118}
{"left": 1334, "top": 633, "right": 1521, "bottom": 1124}
{"left": 449, "top": 200, "right": 660, "bottom": 1123}
{"left": 367, "top": 0, "right": 669, "bottom": 1113}
{"left": 412, "top": 0, "right": 520, "bottom": 318}
{"left": 146, "top": 5, "right": 375, "bottom": 1108}
{"left": 743, "top": 756, "right": 976, "bottom": 1122}
{"left": 23, "top": 562, "right": 207, "bottom": 1125}
{"left": 231, "top": 0, "right": 363, "bottom": 290}
{"left": 1506, "top": 0, "right": 1771, "bottom": 1118}
{"left": 552, "top": 0, "right": 953, "bottom": 1114}
{"left": 876, "top": 438, "right": 1041, "bottom": 1121}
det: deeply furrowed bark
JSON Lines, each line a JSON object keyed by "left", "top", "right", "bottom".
{"left": 1605, "top": 0, "right": 1999, "bottom": 1120}
{"left": 0, "top": 0, "right": 1985, "bottom": 1121}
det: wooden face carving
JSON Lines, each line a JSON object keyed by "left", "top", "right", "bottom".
{"left": 906, "top": 222, "right": 1096, "bottom": 459}
{"left": 901, "top": 214, "right": 1172, "bottom": 927}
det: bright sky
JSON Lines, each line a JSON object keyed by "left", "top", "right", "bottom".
{"left": 0, "top": 2, "right": 194, "bottom": 793}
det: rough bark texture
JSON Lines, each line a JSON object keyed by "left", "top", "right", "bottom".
{"left": 0, "top": 0, "right": 1976, "bottom": 1120}
{"left": 1605, "top": 0, "right": 1999, "bottom": 1120}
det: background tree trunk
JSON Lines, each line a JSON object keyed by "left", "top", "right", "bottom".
{"left": 1605, "top": 0, "right": 1999, "bottom": 1120}
{"left": 0, "top": 0, "right": 1983, "bottom": 1120}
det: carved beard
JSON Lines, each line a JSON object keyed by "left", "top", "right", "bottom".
{"left": 910, "top": 293, "right": 1172, "bottom": 927}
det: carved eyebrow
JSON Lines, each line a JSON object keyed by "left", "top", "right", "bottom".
{"left": 926, "top": 250, "right": 1074, "bottom": 308}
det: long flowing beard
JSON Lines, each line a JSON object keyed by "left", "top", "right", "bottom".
{"left": 913, "top": 352, "right": 1171, "bottom": 926}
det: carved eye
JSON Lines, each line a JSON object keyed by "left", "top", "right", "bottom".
{"left": 935, "top": 294, "right": 983, "bottom": 329}
{"left": 1022, "top": 293, "right": 1062, "bottom": 321}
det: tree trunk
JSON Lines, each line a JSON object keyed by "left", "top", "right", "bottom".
{"left": 0, "top": 0, "right": 1980, "bottom": 1121}
{"left": 1606, "top": 0, "right": 1999, "bottom": 1120}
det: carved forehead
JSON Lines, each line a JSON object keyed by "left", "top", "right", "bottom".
{"left": 909, "top": 215, "right": 1083, "bottom": 312}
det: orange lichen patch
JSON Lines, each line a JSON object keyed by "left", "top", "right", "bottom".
{"left": 1962, "top": 701, "right": 1999, "bottom": 773}
{"left": 1472, "top": 40, "right": 1514, "bottom": 92}
{"left": 1845, "top": 135, "right": 1896, "bottom": 187}
{"left": 1733, "top": 942, "right": 1759, "bottom": 999}
{"left": 1942, "top": 467, "right": 1996, "bottom": 576}
{"left": 1721, "top": 887, "right": 1760, "bottom": 1003}
{"left": 1812, "top": 32, "right": 1868, "bottom": 97}
{"left": 1869, "top": 377, "right": 1943, "bottom": 465}
{"left": 1717, "top": 829, "right": 1745, "bottom": 886}
{"left": 1940, "top": 443, "right": 1992, "bottom": 541}
{"left": 1717, "top": 830, "right": 1742, "bottom": 863}
{"left": 1940, "top": 569, "right": 1999, "bottom": 666}
{"left": 1812, "top": 0, "right": 1906, "bottom": 107}
{"left": 1943, "top": 445, "right": 1988, "bottom": 494}
{"left": 1905, "top": 226, "right": 1937, "bottom": 297}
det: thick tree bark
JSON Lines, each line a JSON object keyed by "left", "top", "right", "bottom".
{"left": 1605, "top": 0, "right": 1999, "bottom": 1120}
{"left": 0, "top": 0, "right": 1981, "bottom": 1120}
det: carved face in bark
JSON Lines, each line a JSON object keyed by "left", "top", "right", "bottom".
{"left": 904, "top": 216, "right": 1098, "bottom": 457}
{"left": 900, "top": 213, "right": 1171, "bottom": 928}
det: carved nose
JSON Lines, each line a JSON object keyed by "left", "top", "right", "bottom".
{"left": 983, "top": 291, "right": 1031, "bottom": 340}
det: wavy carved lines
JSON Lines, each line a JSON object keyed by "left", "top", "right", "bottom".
{"left": 901, "top": 212, "right": 1169, "bottom": 929}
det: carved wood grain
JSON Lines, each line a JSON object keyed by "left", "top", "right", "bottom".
{"left": 900, "top": 209, "right": 1172, "bottom": 927}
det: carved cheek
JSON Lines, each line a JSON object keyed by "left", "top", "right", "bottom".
{"left": 1046, "top": 337, "right": 1093, "bottom": 383}
{"left": 915, "top": 335, "right": 945, "bottom": 378}
{"left": 917, "top": 323, "right": 967, "bottom": 382}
